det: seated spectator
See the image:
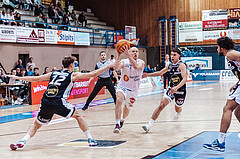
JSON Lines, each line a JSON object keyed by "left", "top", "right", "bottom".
{"left": 48, "top": 5, "right": 59, "bottom": 24}
{"left": 35, "top": 13, "right": 45, "bottom": 28}
{"left": 43, "top": 66, "right": 50, "bottom": 74}
{"left": 15, "top": 13, "right": 23, "bottom": 26}
{"left": 3, "top": 0, "right": 15, "bottom": 11}
{"left": 16, "top": 67, "right": 21, "bottom": 76}
{"left": 0, "top": 69, "right": 7, "bottom": 84}
{"left": 27, "top": 65, "right": 34, "bottom": 76}
{"left": 8, "top": 11, "right": 17, "bottom": 26}
{"left": 26, "top": 57, "right": 36, "bottom": 71}
{"left": 78, "top": 12, "right": 86, "bottom": 27}
{"left": 0, "top": 10, "right": 9, "bottom": 25}
{"left": 70, "top": 10, "right": 77, "bottom": 25}
{"left": 31, "top": 67, "right": 39, "bottom": 76}
{"left": 7, "top": 69, "right": 17, "bottom": 84}
{"left": 20, "top": 68, "right": 26, "bottom": 77}
{"left": 15, "top": 68, "right": 29, "bottom": 105}
{"left": 25, "top": 0, "right": 34, "bottom": 11}
{"left": 144, "top": 65, "right": 154, "bottom": 73}
{"left": 14, "top": 59, "right": 24, "bottom": 69}
{"left": 153, "top": 66, "right": 157, "bottom": 72}
{"left": 62, "top": 14, "right": 70, "bottom": 30}
{"left": 195, "top": 64, "right": 201, "bottom": 71}
{"left": 34, "top": 4, "right": 43, "bottom": 16}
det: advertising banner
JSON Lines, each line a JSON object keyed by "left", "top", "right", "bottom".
{"left": 56, "top": 30, "right": 74, "bottom": 45}
{"left": 31, "top": 78, "right": 104, "bottom": 105}
{"left": 228, "top": 19, "right": 240, "bottom": 28}
{"left": 181, "top": 57, "right": 212, "bottom": 70}
{"left": 125, "top": 26, "right": 136, "bottom": 40}
{"left": 45, "top": 29, "right": 58, "bottom": 44}
{"left": 202, "top": 9, "right": 228, "bottom": 30}
{"left": 179, "top": 21, "right": 203, "bottom": 42}
{"left": 74, "top": 32, "right": 90, "bottom": 45}
{"left": 203, "top": 30, "right": 228, "bottom": 41}
{"left": 0, "top": 25, "right": 16, "bottom": 42}
{"left": 16, "top": 27, "right": 45, "bottom": 43}
{"left": 192, "top": 70, "right": 220, "bottom": 81}
{"left": 149, "top": 76, "right": 163, "bottom": 87}
{"left": 139, "top": 77, "right": 153, "bottom": 88}
{"left": 228, "top": 29, "right": 240, "bottom": 39}
{"left": 228, "top": 8, "right": 240, "bottom": 19}
{"left": 220, "top": 70, "right": 238, "bottom": 81}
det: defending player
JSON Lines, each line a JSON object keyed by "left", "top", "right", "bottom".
{"left": 142, "top": 48, "right": 187, "bottom": 132}
{"left": 203, "top": 37, "right": 240, "bottom": 152}
{"left": 8, "top": 56, "right": 115, "bottom": 150}
{"left": 113, "top": 46, "right": 145, "bottom": 133}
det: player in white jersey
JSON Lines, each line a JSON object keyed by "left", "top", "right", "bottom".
{"left": 113, "top": 46, "right": 145, "bottom": 133}
{"left": 203, "top": 37, "right": 240, "bottom": 152}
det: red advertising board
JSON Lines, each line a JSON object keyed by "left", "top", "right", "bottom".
{"left": 202, "top": 19, "right": 228, "bottom": 30}
{"left": 31, "top": 77, "right": 105, "bottom": 105}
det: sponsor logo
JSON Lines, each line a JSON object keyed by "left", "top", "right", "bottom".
{"left": 171, "top": 74, "right": 180, "bottom": 85}
{"left": 124, "top": 75, "right": 129, "bottom": 81}
{"left": 1, "top": 30, "right": 14, "bottom": 34}
{"left": 33, "top": 85, "right": 47, "bottom": 93}
{"left": 74, "top": 81, "right": 88, "bottom": 88}
{"left": 45, "top": 85, "right": 59, "bottom": 97}
{"left": 71, "top": 88, "right": 88, "bottom": 95}
{"left": 57, "top": 30, "right": 74, "bottom": 41}
{"left": 37, "top": 116, "right": 50, "bottom": 123}
{"left": 129, "top": 98, "right": 136, "bottom": 104}
{"left": 192, "top": 72, "right": 220, "bottom": 78}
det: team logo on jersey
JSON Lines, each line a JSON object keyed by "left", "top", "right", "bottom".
{"left": 45, "top": 85, "right": 59, "bottom": 97}
{"left": 129, "top": 98, "right": 136, "bottom": 104}
{"left": 124, "top": 75, "right": 129, "bottom": 81}
{"left": 171, "top": 74, "right": 180, "bottom": 85}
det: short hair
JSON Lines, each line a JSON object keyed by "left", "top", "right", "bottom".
{"left": 217, "top": 37, "right": 235, "bottom": 50}
{"left": 34, "top": 67, "right": 39, "bottom": 71}
{"left": 11, "top": 69, "right": 16, "bottom": 72}
{"left": 99, "top": 51, "right": 106, "bottom": 55}
{"left": 111, "top": 55, "right": 114, "bottom": 57}
{"left": 62, "top": 56, "right": 75, "bottom": 68}
{"left": 20, "top": 68, "right": 26, "bottom": 72}
{"left": 172, "top": 48, "right": 181, "bottom": 55}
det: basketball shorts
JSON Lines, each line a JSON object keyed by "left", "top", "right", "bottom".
{"left": 116, "top": 85, "right": 137, "bottom": 110}
{"left": 36, "top": 98, "right": 75, "bottom": 125}
{"left": 163, "top": 87, "right": 186, "bottom": 107}
{"left": 228, "top": 83, "right": 240, "bottom": 104}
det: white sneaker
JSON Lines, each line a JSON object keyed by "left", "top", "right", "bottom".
{"left": 142, "top": 125, "right": 150, "bottom": 133}
{"left": 174, "top": 113, "right": 181, "bottom": 120}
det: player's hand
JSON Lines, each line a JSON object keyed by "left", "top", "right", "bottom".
{"left": 120, "top": 45, "right": 129, "bottom": 56}
{"left": 142, "top": 72, "right": 148, "bottom": 78}
{"left": 169, "top": 86, "right": 177, "bottom": 94}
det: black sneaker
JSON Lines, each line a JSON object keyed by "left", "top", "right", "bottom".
{"left": 113, "top": 124, "right": 121, "bottom": 134}
{"left": 120, "top": 120, "right": 124, "bottom": 128}
{"left": 82, "top": 104, "right": 89, "bottom": 111}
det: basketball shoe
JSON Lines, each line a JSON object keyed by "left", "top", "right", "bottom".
{"left": 120, "top": 120, "right": 124, "bottom": 128}
{"left": 88, "top": 138, "right": 98, "bottom": 146}
{"left": 82, "top": 104, "right": 89, "bottom": 111}
{"left": 113, "top": 124, "right": 121, "bottom": 134}
{"left": 203, "top": 139, "right": 225, "bottom": 152}
{"left": 10, "top": 140, "right": 26, "bottom": 150}
{"left": 142, "top": 125, "right": 150, "bottom": 133}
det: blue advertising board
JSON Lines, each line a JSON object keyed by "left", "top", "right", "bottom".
{"left": 192, "top": 70, "right": 220, "bottom": 81}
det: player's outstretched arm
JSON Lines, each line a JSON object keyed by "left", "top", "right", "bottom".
{"left": 72, "top": 62, "right": 115, "bottom": 82}
{"left": 146, "top": 67, "right": 168, "bottom": 77}
{"left": 7, "top": 73, "right": 51, "bottom": 82}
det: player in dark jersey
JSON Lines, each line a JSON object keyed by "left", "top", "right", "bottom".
{"left": 8, "top": 56, "right": 115, "bottom": 150}
{"left": 142, "top": 48, "right": 187, "bottom": 132}
{"left": 203, "top": 37, "right": 240, "bottom": 152}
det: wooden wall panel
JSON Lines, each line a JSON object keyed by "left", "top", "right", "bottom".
{"left": 72, "top": 0, "right": 240, "bottom": 47}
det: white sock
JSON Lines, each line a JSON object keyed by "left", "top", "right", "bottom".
{"left": 218, "top": 132, "right": 226, "bottom": 143}
{"left": 148, "top": 119, "right": 155, "bottom": 127}
{"left": 21, "top": 134, "right": 30, "bottom": 142}
{"left": 84, "top": 130, "right": 92, "bottom": 139}
{"left": 116, "top": 119, "right": 120, "bottom": 125}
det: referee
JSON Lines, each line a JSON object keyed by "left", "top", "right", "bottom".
{"left": 82, "top": 51, "right": 118, "bottom": 110}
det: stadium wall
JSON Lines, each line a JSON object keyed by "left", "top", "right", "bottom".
{"left": 73, "top": 0, "right": 240, "bottom": 47}
{"left": 0, "top": 43, "right": 146, "bottom": 73}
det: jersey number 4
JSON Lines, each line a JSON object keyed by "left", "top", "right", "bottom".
{"left": 49, "top": 75, "right": 66, "bottom": 86}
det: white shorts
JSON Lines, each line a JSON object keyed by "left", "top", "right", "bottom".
{"left": 228, "top": 84, "right": 240, "bottom": 104}
{"left": 116, "top": 85, "right": 137, "bottom": 109}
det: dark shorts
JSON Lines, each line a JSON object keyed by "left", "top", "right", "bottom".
{"left": 163, "top": 88, "right": 186, "bottom": 107}
{"left": 36, "top": 98, "right": 75, "bottom": 125}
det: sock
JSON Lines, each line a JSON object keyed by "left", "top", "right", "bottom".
{"left": 218, "top": 132, "right": 226, "bottom": 144}
{"left": 148, "top": 119, "right": 155, "bottom": 127}
{"left": 84, "top": 130, "right": 92, "bottom": 139}
{"left": 116, "top": 119, "right": 120, "bottom": 125}
{"left": 21, "top": 134, "right": 30, "bottom": 142}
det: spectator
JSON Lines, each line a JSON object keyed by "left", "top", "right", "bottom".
{"left": 35, "top": 13, "right": 45, "bottom": 28}
{"left": 144, "top": 64, "right": 154, "bottom": 73}
{"left": 62, "top": 14, "right": 70, "bottom": 30}
{"left": 43, "top": 67, "right": 50, "bottom": 74}
{"left": 109, "top": 55, "right": 116, "bottom": 63}
{"left": 7, "top": 69, "right": 17, "bottom": 84}
{"left": 8, "top": 11, "right": 17, "bottom": 26}
{"left": 78, "top": 12, "right": 86, "bottom": 27}
{"left": 20, "top": 68, "right": 26, "bottom": 77}
{"left": 16, "top": 67, "right": 21, "bottom": 76}
{"left": 0, "top": 69, "right": 7, "bottom": 84}
{"left": 15, "top": 59, "right": 24, "bottom": 69}
{"left": 15, "top": 68, "right": 28, "bottom": 105}
{"left": 34, "top": 4, "right": 43, "bottom": 16}
{"left": 70, "top": 10, "right": 77, "bottom": 25}
{"left": 0, "top": 10, "right": 9, "bottom": 25}
{"left": 195, "top": 64, "right": 201, "bottom": 71}
{"left": 27, "top": 65, "right": 34, "bottom": 76}
{"left": 48, "top": 5, "right": 57, "bottom": 23}
{"left": 25, "top": 0, "right": 34, "bottom": 11}
{"left": 15, "top": 13, "right": 23, "bottom": 26}
{"left": 153, "top": 66, "right": 157, "bottom": 72}
{"left": 31, "top": 67, "right": 39, "bottom": 76}
{"left": 26, "top": 57, "right": 36, "bottom": 72}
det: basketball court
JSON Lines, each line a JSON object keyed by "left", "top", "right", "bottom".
{"left": 0, "top": 81, "right": 239, "bottom": 158}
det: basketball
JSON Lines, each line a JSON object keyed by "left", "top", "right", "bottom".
{"left": 116, "top": 39, "right": 130, "bottom": 54}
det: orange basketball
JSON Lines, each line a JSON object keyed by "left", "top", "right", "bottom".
{"left": 116, "top": 39, "right": 130, "bottom": 54}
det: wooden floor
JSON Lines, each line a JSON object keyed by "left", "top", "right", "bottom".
{"left": 0, "top": 81, "right": 239, "bottom": 159}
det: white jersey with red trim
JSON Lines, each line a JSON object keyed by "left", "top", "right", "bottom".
{"left": 118, "top": 58, "right": 143, "bottom": 91}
